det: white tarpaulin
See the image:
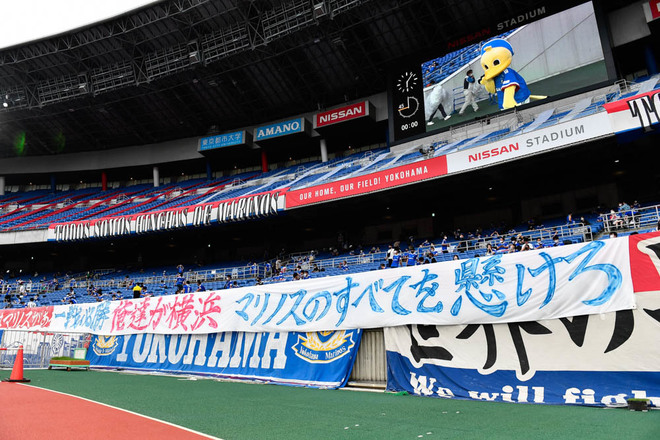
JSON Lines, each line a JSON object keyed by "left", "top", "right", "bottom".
{"left": 384, "top": 291, "right": 660, "bottom": 406}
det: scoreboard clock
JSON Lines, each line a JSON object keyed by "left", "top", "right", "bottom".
{"left": 391, "top": 69, "right": 426, "bottom": 140}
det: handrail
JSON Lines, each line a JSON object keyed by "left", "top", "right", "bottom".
{"left": 418, "top": 222, "right": 592, "bottom": 255}
{"left": 598, "top": 204, "right": 660, "bottom": 234}
{"left": 5, "top": 211, "right": 654, "bottom": 306}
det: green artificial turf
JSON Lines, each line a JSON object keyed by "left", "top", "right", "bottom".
{"left": 20, "top": 369, "right": 660, "bottom": 440}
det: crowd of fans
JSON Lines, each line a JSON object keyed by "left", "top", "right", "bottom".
{"left": 1, "top": 199, "right": 657, "bottom": 309}
{"left": 600, "top": 201, "right": 642, "bottom": 231}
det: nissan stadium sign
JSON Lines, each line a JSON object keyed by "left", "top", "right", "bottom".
{"left": 47, "top": 189, "right": 286, "bottom": 242}
{"left": 445, "top": 113, "right": 613, "bottom": 174}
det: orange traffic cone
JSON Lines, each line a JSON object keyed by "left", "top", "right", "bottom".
{"left": 3, "top": 345, "right": 30, "bottom": 383}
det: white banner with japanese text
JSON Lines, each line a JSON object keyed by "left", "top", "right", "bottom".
{"left": 0, "top": 237, "right": 637, "bottom": 335}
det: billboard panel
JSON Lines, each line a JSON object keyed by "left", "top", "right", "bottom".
{"left": 255, "top": 118, "right": 305, "bottom": 141}
{"left": 314, "top": 101, "right": 370, "bottom": 129}
{"left": 390, "top": 2, "right": 609, "bottom": 142}
{"left": 199, "top": 131, "right": 246, "bottom": 151}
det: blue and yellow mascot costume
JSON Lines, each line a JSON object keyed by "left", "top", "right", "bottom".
{"left": 479, "top": 38, "right": 544, "bottom": 110}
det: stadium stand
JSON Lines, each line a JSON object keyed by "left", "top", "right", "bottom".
{"left": 2, "top": 75, "right": 657, "bottom": 234}
{"left": 4, "top": 198, "right": 657, "bottom": 310}
{"left": 1, "top": 4, "right": 660, "bottom": 434}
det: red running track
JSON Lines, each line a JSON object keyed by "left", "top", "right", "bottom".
{"left": 0, "top": 382, "right": 222, "bottom": 440}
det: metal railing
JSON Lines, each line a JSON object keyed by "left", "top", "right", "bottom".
{"left": 0, "top": 330, "right": 88, "bottom": 369}
{"left": 417, "top": 223, "right": 593, "bottom": 254}
{"left": 0, "top": 222, "right": 595, "bottom": 301}
{"left": 599, "top": 204, "right": 660, "bottom": 234}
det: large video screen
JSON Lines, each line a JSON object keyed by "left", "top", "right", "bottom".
{"left": 390, "top": 2, "right": 609, "bottom": 141}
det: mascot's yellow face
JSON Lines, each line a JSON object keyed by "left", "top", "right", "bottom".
{"left": 481, "top": 46, "right": 512, "bottom": 80}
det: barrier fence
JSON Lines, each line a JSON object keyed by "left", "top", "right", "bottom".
{"left": 0, "top": 220, "right": 594, "bottom": 300}
{"left": 2, "top": 231, "right": 660, "bottom": 406}
{"left": 599, "top": 203, "right": 660, "bottom": 234}
{"left": 0, "top": 330, "right": 87, "bottom": 369}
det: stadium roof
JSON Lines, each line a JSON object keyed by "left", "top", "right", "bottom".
{"left": 0, "top": 0, "right": 633, "bottom": 159}
{"left": 0, "top": 1, "right": 159, "bottom": 50}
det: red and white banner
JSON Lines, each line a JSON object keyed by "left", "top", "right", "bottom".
{"left": 314, "top": 101, "right": 370, "bottom": 129}
{"left": 2, "top": 233, "right": 653, "bottom": 336}
{"left": 643, "top": 0, "right": 660, "bottom": 21}
{"left": 286, "top": 156, "right": 447, "bottom": 208}
{"left": 628, "top": 231, "right": 660, "bottom": 293}
{"left": 603, "top": 89, "right": 660, "bottom": 134}
{"left": 0, "top": 306, "right": 54, "bottom": 330}
{"left": 47, "top": 189, "right": 287, "bottom": 242}
{"left": 446, "top": 112, "right": 612, "bottom": 174}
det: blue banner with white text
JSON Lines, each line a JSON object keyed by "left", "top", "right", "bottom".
{"left": 254, "top": 118, "right": 305, "bottom": 141}
{"left": 199, "top": 131, "right": 245, "bottom": 151}
{"left": 87, "top": 329, "right": 361, "bottom": 389}
{"left": 387, "top": 352, "right": 660, "bottom": 407}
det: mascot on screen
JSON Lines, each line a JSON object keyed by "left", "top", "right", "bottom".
{"left": 479, "top": 38, "right": 545, "bottom": 110}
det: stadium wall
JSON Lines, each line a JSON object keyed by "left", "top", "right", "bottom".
{"left": 607, "top": 2, "right": 653, "bottom": 47}
{"left": 0, "top": 137, "right": 201, "bottom": 175}
{"left": 0, "top": 93, "right": 389, "bottom": 176}
{"left": 0, "top": 229, "right": 48, "bottom": 245}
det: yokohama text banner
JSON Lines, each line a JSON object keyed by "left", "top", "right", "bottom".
{"left": 87, "top": 329, "right": 361, "bottom": 389}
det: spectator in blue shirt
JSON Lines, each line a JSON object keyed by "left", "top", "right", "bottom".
{"left": 406, "top": 249, "right": 417, "bottom": 266}
{"left": 391, "top": 251, "right": 401, "bottom": 268}
{"left": 175, "top": 274, "right": 185, "bottom": 293}
{"left": 441, "top": 236, "right": 449, "bottom": 253}
{"left": 196, "top": 280, "right": 206, "bottom": 292}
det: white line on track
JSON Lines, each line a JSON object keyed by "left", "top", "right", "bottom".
{"left": 17, "top": 383, "right": 225, "bottom": 440}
